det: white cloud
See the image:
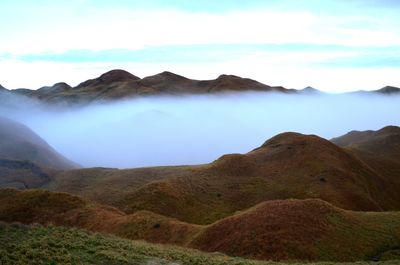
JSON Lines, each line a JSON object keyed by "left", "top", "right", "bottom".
{"left": 1, "top": 8, "right": 400, "bottom": 55}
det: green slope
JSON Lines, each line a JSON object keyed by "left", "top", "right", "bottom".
{"left": 1, "top": 222, "right": 399, "bottom": 265}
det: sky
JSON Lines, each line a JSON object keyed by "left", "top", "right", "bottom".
{"left": 1, "top": 0, "right": 400, "bottom": 92}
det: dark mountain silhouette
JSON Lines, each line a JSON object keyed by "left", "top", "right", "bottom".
{"left": 374, "top": 86, "right": 400, "bottom": 94}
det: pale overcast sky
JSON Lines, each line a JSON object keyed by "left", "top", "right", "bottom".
{"left": 1, "top": 0, "right": 399, "bottom": 92}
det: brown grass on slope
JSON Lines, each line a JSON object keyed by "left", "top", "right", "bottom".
{"left": 190, "top": 199, "right": 400, "bottom": 261}
{"left": 0, "top": 189, "right": 399, "bottom": 262}
{"left": 98, "top": 132, "right": 400, "bottom": 224}
{"left": 0, "top": 188, "right": 201, "bottom": 246}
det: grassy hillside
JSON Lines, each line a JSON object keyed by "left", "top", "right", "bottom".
{"left": 52, "top": 131, "right": 400, "bottom": 225}
{"left": 3, "top": 223, "right": 399, "bottom": 265}
{"left": 1, "top": 189, "right": 400, "bottom": 262}
{"left": 191, "top": 199, "right": 400, "bottom": 261}
{"left": 48, "top": 166, "right": 190, "bottom": 206}
{"left": 0, "top": 189, "right": 201, "bottom": 246}
{"left": 331, "top": 126, "right": 400, "bottom": 160}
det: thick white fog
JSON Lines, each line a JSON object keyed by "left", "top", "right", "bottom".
{"left": 1, "top": 92, "right": 399, "bottom": 168}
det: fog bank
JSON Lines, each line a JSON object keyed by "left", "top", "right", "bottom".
{"left": 1, "top": 92, "right": 399, "bottom": 168}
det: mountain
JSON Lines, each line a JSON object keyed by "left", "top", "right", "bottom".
{"left": 49, "top": 128, "right": 400, "bottom": 226}
{"left": 2, "top": 70, "right": 297, "bottom": 105}
{"left": 374, "top": 86, "right": 400, "bottom": 94}
{"left": 300, "top": 86, "right": 322, "bottom": 94}
{"left": 0, "top": 117, "right": 78, "bottom": 170}
{"left": 1, "top": 189, "right": 399, "bottom": 262}
{"left": 1, "top": 123, "right": 400, "bottom": 262}
{"left": 332, "top": 125, "right": 400, "bottom": 158}
{"left": 76, "top": 69, "right": 141, "bottom": 89}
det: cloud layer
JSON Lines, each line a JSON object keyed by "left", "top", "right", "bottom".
{"left": 2, "top": 92, "right": 399, "bottom": 168}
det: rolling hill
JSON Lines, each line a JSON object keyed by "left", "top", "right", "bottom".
{"left": 0, "top": 189, "right": 399, "bottom": 262}
{"left": 1, "top": 120, "right": 400, "bottom": 262}
{"left": 4, "top": 223, "right": 399, "bottom": 265}
{"left": 50, "top": 128, "right": 400, "bottom": 225}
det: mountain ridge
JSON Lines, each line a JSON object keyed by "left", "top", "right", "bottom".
{"left": 2, "top": 70, "right": 399, "bottom": 105}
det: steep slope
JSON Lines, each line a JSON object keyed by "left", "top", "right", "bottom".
{"left": 52, "top": 131, "right": 400, "bottom": 225}
{"left": 0, "top": 116, "right": 78, "bottom": 170}
{"left": 0, "top": 189, "right": 399, "bottom": 262}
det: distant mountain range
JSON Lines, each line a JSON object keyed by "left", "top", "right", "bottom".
{"left": 0, "top": 69, "right": 398, "bottom": 105}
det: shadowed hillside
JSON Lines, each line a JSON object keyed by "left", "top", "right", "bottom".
{"left": 0, "top": 117, "right": 78, "bottom": 170}
{"left": 332, "top": 126, "right": 400, "bottom": 160}
{"left": 0, "top": 159, "right": 51, "bottom": 189}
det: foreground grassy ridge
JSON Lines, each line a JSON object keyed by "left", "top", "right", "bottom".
{"left": 1, "top": 189, "right": 400, "bottom": 262}
{"left": 0, "top": 223, "right": 399, "bottom": 265}
{"left": 191, "top": 199, "right": 400, "bottom": 261}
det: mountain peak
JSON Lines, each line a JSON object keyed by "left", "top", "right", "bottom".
{"left": 301, "top": 86, "right": 320, "bottom": 93}
{"left": 98, "top": 69, "right": 140, "bottom": 82}
{"left": 217, "top": 74, "right": 242, "bottom": 79}
{"left": 375, "top": 86, "right": 400, "bottom": 94}
{"left": 260, "top": 132, "right": 320, "bottom": 148}
{"left": 377, "top": 125, "right": 400, "bottom": 134}
{"left": 153, "top": 71, "right": 189, "bottom": 80}
{"left": 76, "top": 69, "right": 140, "bottom": 89}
